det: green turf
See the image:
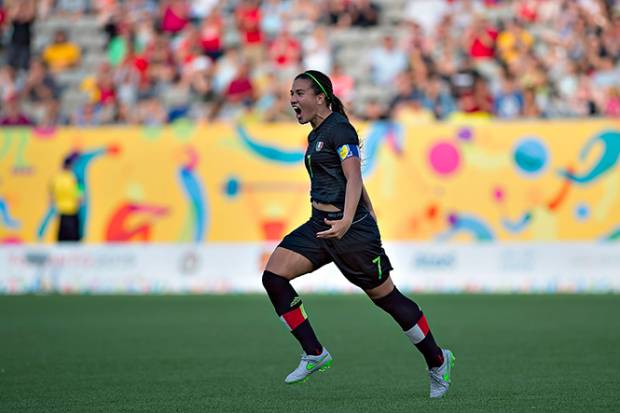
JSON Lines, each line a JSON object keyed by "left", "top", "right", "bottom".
{"left": 1, "top": 294, "right": 619, "bottom": 412}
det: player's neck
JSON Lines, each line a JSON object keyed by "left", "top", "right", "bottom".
{"left": 310, "top": 109, "right": 333, "bottom": 129}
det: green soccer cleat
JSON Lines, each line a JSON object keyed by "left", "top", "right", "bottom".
{"left": 285, "top": 347, "right": 333, "bottom": 384}
{"left": 429, "top": 349, "right": 455, "bottom": 398}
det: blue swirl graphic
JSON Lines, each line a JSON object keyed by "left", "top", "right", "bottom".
{"left": 236, "top": 124, "right": 304, "bottom": 164}
{"left": 559, "top": 130, "right": 620, "bottom": 184}
{"left": 180, "top": 167, "right": 207, "bottom": 242}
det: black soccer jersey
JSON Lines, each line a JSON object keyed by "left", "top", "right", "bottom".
{"left": 304, "top": 112, "right": 362, "bottom": 209}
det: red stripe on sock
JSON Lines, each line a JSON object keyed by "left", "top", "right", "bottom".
{"left": 417, "top": 315, "right": 430, "bottom": 336}
{"left": 282, "top": 306, "right": 307, "bottom": 331}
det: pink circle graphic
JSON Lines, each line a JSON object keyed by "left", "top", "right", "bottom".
{"left": 429, "top": 141, "right": 461, "bottom": 175}
{"left": 493, "top": 186, "right": 505, "bottom": 202}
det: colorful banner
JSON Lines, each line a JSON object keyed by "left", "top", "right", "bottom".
{"left": 1, "top": 119, "right": 619, "bottom": 244}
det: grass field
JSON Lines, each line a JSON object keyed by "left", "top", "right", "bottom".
{"left": 1, "top": 294, "right": 619, "bottom": 412}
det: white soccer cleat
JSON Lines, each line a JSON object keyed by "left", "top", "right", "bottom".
{"left": 285, "top": 347, "right": 333, "bottom": 384}
{"left": 429, "top": 349, "right": 455, "bottom": 398}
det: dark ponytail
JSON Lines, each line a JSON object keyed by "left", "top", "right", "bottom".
{"left": 329, "top": 94, "right": 348, "bottom": 120}
{"left": 296, "top": 70, "right": 348, "bottom": 121}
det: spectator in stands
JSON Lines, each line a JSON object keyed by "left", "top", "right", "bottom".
{"left": 235, "top": 0, "right": 264, "bottom": 65}
{"left": 255, "top": 72, "right": 295, "bottom": 122}
{"left": 160, "top": 0, "right": 190, "bottom": 35}
{"left": 107, "top": 20, "right": 132, "bottom": 67}
{"left": 0, "top": 64, "right": 19, "bottom": 102}
{"left": 42, "top": 29, "right": 82, "bottom": 72}
{"left": 330, "top": 63, "right": 354, "bottom": 109}
{"left": 209, "top": 60, "right": 255, "bottom": 120}
{"left": 97, "top": 0, "right": 123, "bottom": 45}
{"left": 466, "top": 16, "right": 497, "bottom": 62}
{"left": 303, "top": 26, "right": 332, "bottom": 75}
{"left": 224, "top": 61, "right": 255, "bottom": 106}
{"left": 145, "top": 33, "right": 176, "bottom": 84}
{"left": 199, "top": 6, "right": 224, "bottom": 61}
{"left": 172, "top": 22, "right": 201, "bottom": 66}
{"left": 268, "top": 26, "right": 302, "bottom": 78}
{"left": 135, "top": 14, "right": 157, "bottom": 51}
{"left": 571, "top": 73, "right": 600, "bottom": 116}
{"left": 388, "top": 72, "right": 434, "bottom": 122}
{"left": 389, "top": 72, "right": 419, "bottom": 110}
{"left": 497, "top": 18, "right": 534, "bottom": 66}
{"left": 55, "top": 0, "right": 89, "bottom": 17}
{"left": 136, "top": 94, "right": 167, "bottom": 125}
{"left": 190, "top": 0, "right": 218, "bottom": 22}
{"left": 188, "top": 54, "right": 214, "bottom": 100}
{"left": 40, "top": 100, "right": 69, "bottom": 127}
{"left": 404, "top": 0, "right": 450, "bottom": 34}
{"left": 287, "top": 0, "right": 320, "bottom": 36}
{"left": 471, "top": 76, "right": 494, "bottom": 115}
{"left": 369, "top": 35, "right": 408, "bottom": 87}
{"left": 94, "top": 63, "right": 117, "bottom": 107}
{"left": 0, "top": 95, "right": 32, "bottom": 125}
{"left": 324, "top": 0, "right": 354, "bottom": 28}
{"left": 522, "top": 86, "right": 541, "bottom": 118}
{"left": 0, "top": 2, "right": 6, "bottom": 43}
{"left": 604, "top": 86, "right": 620, "bottom": 117}
{"left": 494, "top": 72, "right": 524, "bottom": 118}
{"left": 350, "top": 0, "right": 380, "bottom": 27}
{"left": 5, "top": 0, "right": 36, "bottom": 71}
{"left": 260, "top": 0, "right": 288, "bottom": 40}
{"left": 22, "top": 59, "right": 59, "bottom": 122}
{"left": 0, "top": 0, "right": 617, "bottom": 124}
{"left": 361, "top": 98, "right": 389, "bottom": 121}
{"left": 421, "top": 75, "right": 457, "bottom": 121}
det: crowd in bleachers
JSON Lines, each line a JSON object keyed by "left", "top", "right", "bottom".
{"left": 0, "top": 0, "right": 619, "bottom": 126}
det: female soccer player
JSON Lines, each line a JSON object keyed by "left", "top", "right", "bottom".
{"left": 262, "top": 70, "right": 455, "bottom": 398}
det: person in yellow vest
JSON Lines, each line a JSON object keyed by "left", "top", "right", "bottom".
{"left": 42, "top": 29, "right": 81, "bottom": 72}
{"left": 51, "top": 152, "right": 82, "bottom": 242}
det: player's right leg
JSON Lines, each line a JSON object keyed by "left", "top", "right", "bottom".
{"left": 263, "top": 221, "right": 333, "bottom": 384}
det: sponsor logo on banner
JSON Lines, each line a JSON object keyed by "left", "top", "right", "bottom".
{"left": 499, "top": 249, "right": 536, "bottom": 272}
{"left": 179, "top": 250, "right": 201, "bottom": 275}
{"left": 413, "top": 252, "right": 456, "bottom": 270}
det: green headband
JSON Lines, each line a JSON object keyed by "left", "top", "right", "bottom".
{"left": 304, "top": 72, "right": 331, "bottom": 101}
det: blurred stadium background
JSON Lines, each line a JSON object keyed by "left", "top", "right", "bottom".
{"left": 1, "top": 0, "right": 619, "bottom": 411}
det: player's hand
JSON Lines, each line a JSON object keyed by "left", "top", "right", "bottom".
{"left": 316, "top": 217, "right": 352, "bottom": 239}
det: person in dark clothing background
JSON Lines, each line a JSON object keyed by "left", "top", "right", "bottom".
{"left": 5, "top": 0, "right": 36, "bottom": 71}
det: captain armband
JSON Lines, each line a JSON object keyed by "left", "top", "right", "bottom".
{"left": 337, "top": 144, "right": 360, "bottom": 161}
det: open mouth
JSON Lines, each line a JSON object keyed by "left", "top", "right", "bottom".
{"left": 292, "top": 106, "right": 302, "bottom": 120}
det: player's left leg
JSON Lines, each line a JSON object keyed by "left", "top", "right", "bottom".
{"left": 329, "top": 214, "right": 454, "bottom": 398}
{"left": 366, "top": 278, "right": 455, "bottom": 398}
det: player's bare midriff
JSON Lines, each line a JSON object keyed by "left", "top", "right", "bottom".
{"left": 312, "top": 200, "right": 341, "bottom": 212}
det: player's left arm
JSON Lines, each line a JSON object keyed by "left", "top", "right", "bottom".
{"left": 341, "top": 156, "right": 363, "bottom": 223}
{"left": 317, "top": 145, "right": 362, "bottom": 239}
{"left": 361, "top": 184, "right": 376, "bottom": 221}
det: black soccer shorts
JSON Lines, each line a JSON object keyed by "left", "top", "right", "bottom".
{"left": 278, "top": 207, "right": 393, "bottom": 290}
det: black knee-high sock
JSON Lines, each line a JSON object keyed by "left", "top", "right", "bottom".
{"left": 372, "top": 287, "right": 444, "bottom": 368}
{"left": 262, "top": 271, "right": 322, "bottom": 355}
